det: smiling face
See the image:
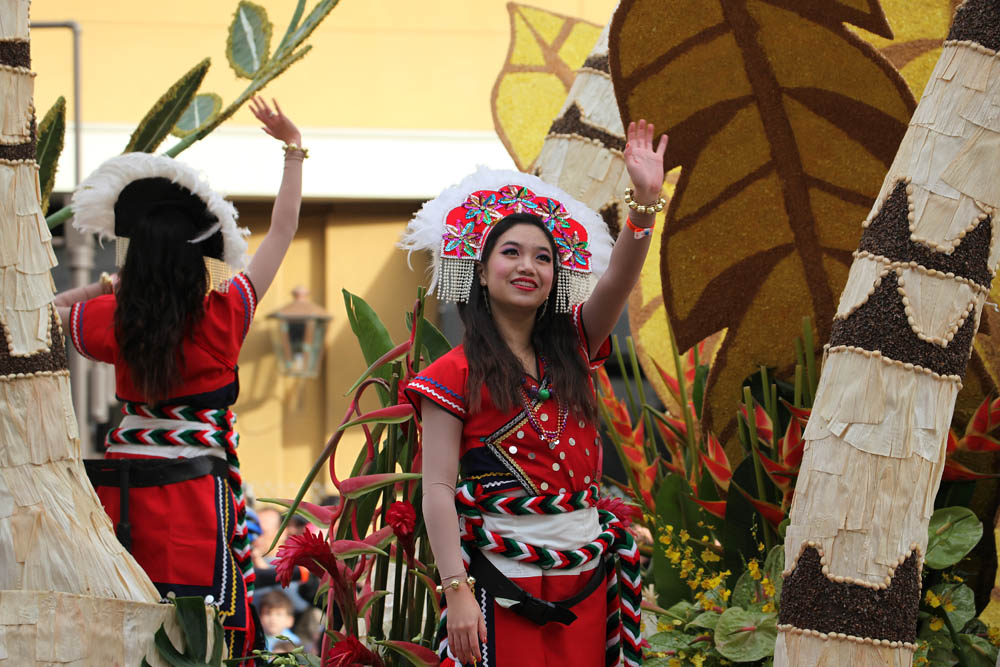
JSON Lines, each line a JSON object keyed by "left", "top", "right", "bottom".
{"left": 479, "top": 222, "right": 556, "bottom": 314}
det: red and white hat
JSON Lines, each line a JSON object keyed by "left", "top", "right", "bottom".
{"left": 400, "top": 167, "right": 613, "bottom": 312}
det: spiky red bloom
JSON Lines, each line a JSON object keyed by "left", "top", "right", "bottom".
{"left": 323, "top": 634, "right": 383, "bottom": 667}
{"left": 272, "top": 526, "right": 337, "bottom": 587}
{"left": 597, "top": 496, "right": 642, "bottom": 528}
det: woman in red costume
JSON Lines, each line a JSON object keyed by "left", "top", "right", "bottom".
{"left": 54, "top": 97, "right": 303, "bottom": 660}
{"left": 402, "top": 120, "right": 668, "bottom": 666}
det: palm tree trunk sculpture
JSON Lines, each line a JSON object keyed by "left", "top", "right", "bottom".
{"left": 776, "top": 2, "right": 1000, "bottom": 665}
{"left": 0, "top": 3, "right": 185, "bottom": 663}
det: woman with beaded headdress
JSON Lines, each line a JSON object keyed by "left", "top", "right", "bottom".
{"left": 401, "top": 120, "right": 668, "bottom": 666}
{"left": 53, "top": 97, "right": 305, "bottom": 659}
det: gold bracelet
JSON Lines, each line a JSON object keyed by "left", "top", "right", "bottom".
{"left": 624, "top": 187, "right": 665, "bottom": 215}
{"left": 99, "top": 272, "right": 114, "bottom": 295}
{"left": 435, "top": 576, "right": 476, "bottom": 594}
{"left": 282, "top": 142, "right": 309, "bottom": 158}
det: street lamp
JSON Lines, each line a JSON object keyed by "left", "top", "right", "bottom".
{"left": 268, "top": 286, "right": 332, "bottom": 378}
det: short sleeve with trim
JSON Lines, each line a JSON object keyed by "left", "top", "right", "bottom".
{"left": 69, "top": 294, "right": 117, "bottom": 364}
{"left": 404, "top": 346, "right": 469, "bottom": 421}
{"left": 200, "top": 272, "right": 258, "bottom": 364}
{"left": 572, "top": 302, "right": 611, "bottom": 370}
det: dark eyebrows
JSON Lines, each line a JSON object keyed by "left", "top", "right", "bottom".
{"left": 499, "top": 240, "right": 551, "bottom": 254}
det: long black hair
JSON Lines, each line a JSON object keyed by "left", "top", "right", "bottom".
{"left": 114, "top": 203, "right": 209, "bottom": 402}
{"left": 458, "top": 213, "right": 597, "bottom": 421}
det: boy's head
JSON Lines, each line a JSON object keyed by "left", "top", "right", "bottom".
{"left": 259, "top": 591, "right": 295, "bottom": 637}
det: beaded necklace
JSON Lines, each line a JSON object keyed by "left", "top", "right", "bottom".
{"left": 519, "top": 374, "right": 569, "bottom": 445}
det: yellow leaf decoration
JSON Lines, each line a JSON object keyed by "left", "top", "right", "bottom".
{"left": 610, "top": 0, "right": 915, "bottom": 447}
{"left": 491, "top": 3, "right": 603, "bottom": 171}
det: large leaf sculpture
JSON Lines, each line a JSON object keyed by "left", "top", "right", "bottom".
{"left": 609, "top": 0, "right": 916, "bottom": 448}
{"left": 491, "top": 3, "right": 603, "bottom": 172}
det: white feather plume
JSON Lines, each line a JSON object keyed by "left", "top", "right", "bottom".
{"left": 399, "top": 166, "right": 613, "bottom": 296}
{"left": 71, "top": 152, "right": 249, "bottom": 270}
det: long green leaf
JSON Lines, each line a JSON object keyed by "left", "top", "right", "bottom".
{"left": 172, "top": 93, "right": 222, "bottom": 139}
{"left": 153, "top": 626, "right": 204, "bottom": 667}
{"left": 340, "top": 472, "right": 422, "bottom": 499}
{"left": 125, "top": 58, "right": 210, "bottom": 153}
{"left": 173, "top": 597, "right": 209, "bottom": 659}
{"left": 343, "top": 289, "right": 395, "bottom": 405}
{"left": 273, "top": 0, "right": 307, "bottom": 58}
{"left": 227, "top": 1, "right": 272, "bottom": 78}
{"left": 36, "top": 96, "right": 65, "bottom": 214}
{"left": 281, "top": 0, "right": 338, "bottom": 57}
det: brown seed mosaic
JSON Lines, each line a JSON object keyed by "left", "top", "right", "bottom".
{"left": 599, "top": 201, "right": 622, "bottom": 238}
{"left": 547, "top": 103, "right": 626, "bottom": 152}
{"left": 0, "top": 310, "right": 68, "bottom": 376}
{"left": 778, "top": 547, "right": 921, "bottom": 643}
{"left": 859, "top": 181, "right": 993, "bottom": 288}
{"left": 581, "top": 54, "right": 609, "bottom": 73}
{"left": 0, "top": 40, "right": 29, "bottom": 68}
{"left": 829, "top": 271, "right": 976, "bottom": 379}
{"left": 948, "top": 0, "right": 1000, "bottom": 53}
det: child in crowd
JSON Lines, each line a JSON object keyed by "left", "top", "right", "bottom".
{"left": 259, "top": 590, "right": 301, "bottom": 651}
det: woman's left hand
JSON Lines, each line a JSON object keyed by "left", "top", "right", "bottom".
{"left": 624, "top": 119, "right": 668, "bottom": 201}
{"left": 249, "top": 96, "right": 302, "bottom": 146}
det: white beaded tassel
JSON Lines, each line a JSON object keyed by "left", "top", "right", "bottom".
{"left": 437, "top": 257, "right": 476, "bottom": 303}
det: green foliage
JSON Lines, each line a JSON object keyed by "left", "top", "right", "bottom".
{"left": 714, "top": 607, "right": 777, "bottom": 662}
{"left": 925, "top": 506, "right": 983, "bottom": 570}
{"left": 125, "top": 58, "right": 210, "bottom": 153}
{"left": 342, "top": 289, "right": 395, "bottom": 405}
{"left": 141, "top": 596, "right": 224, "bottom": 667}
{"left": 36, "top": 96, "right": 65, "bottom": 213}
{"left": 227, "top": 1, "right": 273, "bottom": 78}
{"left": 172, "top": 93, "right": 223, "bottom": 138}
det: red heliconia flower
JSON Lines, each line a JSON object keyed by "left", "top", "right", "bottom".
{"left": 597, "top": 496, "right": 643, "bottom": 528}
{"left": 386, "top": 500, "right": 417, "bottom": 562}
{"left": 273, "top": 525, "right": 338, "bottom": 587}
{"left": 324, "top": 634, "right": 383, "bottom": 667}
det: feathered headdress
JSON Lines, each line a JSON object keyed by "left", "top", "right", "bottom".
{"left": 71, "top": 153, "right": 249, "bottom": 289}
{"left": 400, "top": 167, "right": 613, "bottom": 312}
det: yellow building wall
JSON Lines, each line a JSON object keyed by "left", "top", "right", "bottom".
{"left": 29, "top": 0, "right": 616, "bottom": 499}
{"left": 30, "top": 0, "right": 617, "bottom": 130}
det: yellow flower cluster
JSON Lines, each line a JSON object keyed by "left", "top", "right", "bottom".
{"left": 988, "top": 625, "right": 1000, "bottom": 647}
{"left": 659, "top": 523, "right": 733, "bottom": 611}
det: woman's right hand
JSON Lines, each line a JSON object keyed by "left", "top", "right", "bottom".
{"left": 248, "top": 96, "right": 301, "bottom": 147}
{"left": 445, "top": 584, "right": 487, "bottom": 665}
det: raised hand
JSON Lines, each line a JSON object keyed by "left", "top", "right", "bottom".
{"left": 624, "top": 119, "right": 668, "bottom": 202}
{"left": 249, "top": 96, "right": 301, "bottom": 146}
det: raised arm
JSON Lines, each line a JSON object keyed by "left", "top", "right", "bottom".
{"left": 582, "top": 120, "right": 668, "bottom": 357}
{"left": 420, "top": 400, "right": 486, "bottom": 664}
{"left": 243, "top": 97, "right": 304, "bottom": 300}
{"left": 53, "top": 273, "right": 115, "bottom": 332}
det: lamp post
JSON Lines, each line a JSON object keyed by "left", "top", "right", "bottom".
{"left": 268, "top": 286, "right": 332, "bottom": 379}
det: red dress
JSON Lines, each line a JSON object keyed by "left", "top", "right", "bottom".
{"left": 406, "top": 304, "right": 616, "bottom": 667}
{"left": 69, "top": 272, "right": 259, "bottom": 658}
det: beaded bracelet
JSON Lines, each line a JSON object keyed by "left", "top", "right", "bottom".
{"left": 626, "top": 216, "right": 653, "bottom": 240}
{"left": 435, "top": 576, "right": 477, "bottom": 593}
{"left": 99, "top": 272, "right": 115, "bottom": 294}
{"left": 624, "top": 187, "right": 665, "bottom": 214}
{"left": 282, "top": 142, "right": 309, "bottom": 158}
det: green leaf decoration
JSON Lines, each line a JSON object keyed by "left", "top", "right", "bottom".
{"left": 714, "top": 607, "right": 778, "bottom": 662}
{"left": 373, "top": 640, "right": 441, "bottom": 667}
{"left": 174, "top": 596, "right": 209, "bottom": 658}
{"left": 730, "top": 569, "right": 758, "bottom": 609}
{"left": 646, "top": 628, "right": 694, "bottom": 654}
{"left": 125, "top": 58, "right": 210, "bottom": 154}
{"left": 926, "top": 507, "right": 983, "bottom": 570}
{"left": 931, "top": 583, "right": 977, "bottom": 634}
{"left": 688, "top": 610, "right": 721, "bottom": 631}
{"left": 273, "top": 0, "right": 308, "bottom": 58}
{"left": 762, "top": 544, "right": 785, "bottom": 604}
{"left": 281, "top": 0, "right": 338, "bottom": 60}
{"left": 153, "top": 625, "right": 204, "bottom": 667}
{"left": 36, "top": 96, "right": 65, "bottom": 214}
{"left": 227, "top": 1, "right": 272, "bottom": 78}
{"left": 343, "top": 289, "right": 395, "bottom": 405}
{"left": 957, "top": 634, "right": 999, "bottom": 667}
{"left": 652, "top": 474, "right": 696, "bottom": 607}
{"left": 172, "top": 93, "right": 223, "bottom": 138}
{"left": 406, "top": 311, "right": 452, "bottom": 364}
{"left": 339, "top": 472, "right": 423, "bottom": 499}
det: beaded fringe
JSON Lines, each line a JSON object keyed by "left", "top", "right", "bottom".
{"left": 437, "top": 257, "right": 476, "bottom": 303}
